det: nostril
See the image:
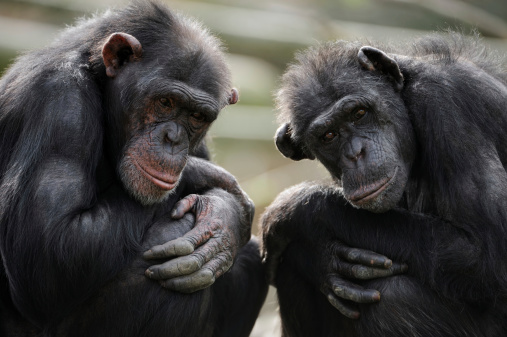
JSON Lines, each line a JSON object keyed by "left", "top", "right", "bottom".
{"left": 164, "top": 130, "right": 183, "bottom": 146}
{"left": 346, "top": 149, "right": 364, "bottom": 162}
{"left": 164, "top": 132, "right": 172, "bottom": 144}
{"left": 163, "top": 122, "right": 183, "bottom": 145}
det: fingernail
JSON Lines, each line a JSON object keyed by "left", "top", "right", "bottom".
{"left": 373, "top": 291, "right": 381, "bottom": 301}
{"left": 145, "top": 269, "right": 153, "bottom": 278}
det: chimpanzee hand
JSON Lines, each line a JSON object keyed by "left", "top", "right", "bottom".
{"left": 320, "top": 241, "right": 407, "bottom": 319}
{"left": 143, "top": 189, "right": 243, "bottom": 293}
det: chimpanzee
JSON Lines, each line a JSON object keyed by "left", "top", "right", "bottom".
{"left": 261, "top": 33, "right": 507, "bottom": 336}
{"left": 0, "top": 2, "right": 268, "bottom": 336}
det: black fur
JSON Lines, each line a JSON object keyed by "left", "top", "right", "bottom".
{"left": 0, "top": 2, "right": 267, "bottom": 336}
{"left": 262, "top": 33, "right": 507, "bottom": 336}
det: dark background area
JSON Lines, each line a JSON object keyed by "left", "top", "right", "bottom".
{"left": 0, "top": 0, "right": 505, "bottom": 335}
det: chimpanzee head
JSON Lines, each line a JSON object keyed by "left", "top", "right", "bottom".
{"left": 99, "top": 3, "right": 238, "bottom": 205}
{"left": 275, "top": 41, "right": 416, "bottom": 213}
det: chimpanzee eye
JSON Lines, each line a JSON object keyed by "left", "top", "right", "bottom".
{"left": 191, "top": 112, "right": 206, "bottom": 122}
{"left": 159, "top": 97, "right": 174, "bottom": 109}
{"left": 353, "top": 108, "right": 367, "bottom": 121}
{"left": 321, "top": 131, "right": 337, "bottom": 143}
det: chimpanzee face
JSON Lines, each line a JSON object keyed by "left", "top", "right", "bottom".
{"left": 275, "top": 42, "right": 416, "bottom": 212}
{"left": 117, "top": 82, "right": 221, "bottom": 205}
{"left": 101, "top": 32, "right": 238, "bottom": 205}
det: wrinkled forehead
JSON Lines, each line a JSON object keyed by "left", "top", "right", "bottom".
{"left": 137, "top": 45, "right": 229, "bottom": 105}
{"left": 136, "top": 16, "right": 231, "bottom": 104}
{"left": 284, "top": 61, "right": 387, "bottom": 138}
{"left": 290, "top": 63, "right": 377, "bottom": 111}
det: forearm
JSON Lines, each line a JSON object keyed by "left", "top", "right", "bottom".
{"left": 260, "top": 183, "right": 338, "bottom": 284}
{"left": 2, "top": 184, "right": 154, "bottom": 324}
{"left": 338, "top": 207, "right": 503, "bottom": 302}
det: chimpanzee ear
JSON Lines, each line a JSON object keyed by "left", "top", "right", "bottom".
{"left": 358, "top": 46, "right": 404, "bottom": 91}
{"left": 102, "top": 32, "right": 143, "bottom": 78}
{"left": 228, "top": 88, "right": 239, "bottom": 105}
{"left": 275, "top": 123, "right": 314, "bottom": 161}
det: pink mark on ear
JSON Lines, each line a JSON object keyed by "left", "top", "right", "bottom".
{"left": 228, "top": 88, "right": 239, "bottom": 105}
{"left": 102, "top": 32, "right": 143, "bottom": 78}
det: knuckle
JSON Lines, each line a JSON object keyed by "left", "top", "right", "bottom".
{"left": 199, "top": 269, "right": 215, "bottom": 284}
{"left": 331, "top": 258, "right": 341, "bottom": 271}
{"left": 174, "top": 240, "right": 194, "bottom": 255}
{"left": 346, "top": 248, "right": 360, "bottom": 260}
{"left": 225, "top": 255, "right": 234, "bottom": 269}
{"left": 181, "top": 194, "right": 198, "bottom": 204}
{"left": 332, "top": 285, "right": 344, "bottom": 295}
{"left": 215, "top": 253, "right": 234, "bottom": 275}
{"left": 381, "top": 269, "right": 394, "bottom": 277}
{"left": 162, "top": 243, "right": 176, "bottom": 256}
{"left": 348, "top": 292, "right": 360, "bottom": 302}
{"left": 183, "top": 255, "right": 202, "bottom": 270}
{"left": 197, "top": 251, "right": 210, "bottom": 264}
{"left": 352, "top": 265, "right": 369, "bottom": 279}
{"left": 159, "top": 264, "right": 177, "bottom": 278}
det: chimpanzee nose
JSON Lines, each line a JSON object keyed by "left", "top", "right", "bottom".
{"left": 344, "top": 138, "right": 365, "bottom": 162}
{"left": 164, "top": 122, "right": 184, "bottom": 145}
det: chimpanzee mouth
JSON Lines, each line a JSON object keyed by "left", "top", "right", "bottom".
{"left": 347, "top": 167, "right": 398, "bottom": 206}
{"left": 133, "top": 160, "right": 179, "bottom": 191}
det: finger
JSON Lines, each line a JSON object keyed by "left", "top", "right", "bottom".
{"left": 390, "top": 262, "right": 409, "bottom": 275}
{"left": 158, "top": 252, "right": 233, "bottom": 292}
{"left": 200, "top": 252, "right": 234, "bottom": 279}
{"left": 322, "top": 289, "right": 360, "bottom": 319}
{"left": 160, "top": 269, "right": 215, "bottom": 293}
{"left": 171, "top": 194, "right": 199, "bottom": 219}
{"left": 145, "top": 235, "right": 221, "bottom": 280}
{"left": 329, "top": 276, "right": 380, "bottom": 303}
{"left": 336, "top": 261, "right": 396, "bottom": 280}
{"left": 145, "top": 254, "right": 205, "bottom": 280}
{"left": 145, "top": 238, "right": 225, "bottom": 279}
{"left": 146, "top": 218, "right": 214, "bottom": 259}
{"left": 335, "top": 246, "right": 392, "bottom": 268}
{"left": 143, "top": 237, "right": 195, "bottom": 260}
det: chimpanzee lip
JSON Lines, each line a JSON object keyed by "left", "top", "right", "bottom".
{"left": 347, "top": 167, "right": 398, "bottom": 205}
{"left": 133, "top": 159, "right": 179, "bottom": 191}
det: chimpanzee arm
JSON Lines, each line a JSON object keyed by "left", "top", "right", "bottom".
{"left": 334, "top": 206, "right": 507, "bottom": 304}
{"left": 260, "top": 182, "right": 407, "bottom": 318}
{"left": 0, "top": 90, "right": 158, "bottom": 327}
{"left": 143, "top": 157, "right": 254, "bottom": 292}
{"left": 355, "top": 148, "right": 507, "bottom": 304}
{"left": 265, "top": 177, "right": 507, "bottom": 309}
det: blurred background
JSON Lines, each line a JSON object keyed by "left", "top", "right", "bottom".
{"left": 0, "top": 0, "right": 505, "bottom": 335}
